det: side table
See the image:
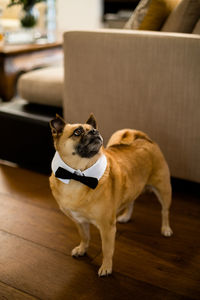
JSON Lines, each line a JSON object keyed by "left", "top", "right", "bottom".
{"left": 0, "top": 41, "right": 63, "bottom": 101}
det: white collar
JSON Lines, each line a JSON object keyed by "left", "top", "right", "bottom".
{"left": 51, "top": 151, "right": 107, "bottom": 185}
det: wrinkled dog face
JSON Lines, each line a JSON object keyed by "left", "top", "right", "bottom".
{"left": 50, "top": 114, "right": 103, "bottom": 159}
{"left": 74, "top": 125, "right": 103, "bottom": 158}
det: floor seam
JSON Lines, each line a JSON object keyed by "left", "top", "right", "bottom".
{"left": 0, "top": 279, "right": 41, "bottom": 300}
{"left": 0, "top": 228, "right": 73, "bottom": 258}
{"left": 0, "top": 191, "right": 60, "bottom": 213}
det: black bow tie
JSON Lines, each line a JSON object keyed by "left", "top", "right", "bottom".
{"left": 55, "top": 167, "right": 98, "bottom": 189}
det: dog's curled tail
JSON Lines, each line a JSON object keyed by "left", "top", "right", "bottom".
{"left": 107, "top": 129, "right": 153, "bottom": 148}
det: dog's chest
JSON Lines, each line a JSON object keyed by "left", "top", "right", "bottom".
{"left": 56, "top": 190, "right": 94, "bottom": 224}
{"left": 69, "top": 210, "right": 90, "bottom": 223}
{"left": 50, "top": 175, "right": 97, "bottom": 222}
{"left": 56, "top": 183, "right": 85, "bottom": 210}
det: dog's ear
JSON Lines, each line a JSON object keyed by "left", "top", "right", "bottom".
{"left": 86, "top": 113, "right": 97, "bottom": 129}
{"left": 50, "top": 114, "right": 66, "bottom": 136}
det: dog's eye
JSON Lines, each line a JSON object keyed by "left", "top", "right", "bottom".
{"left": 73, "top": 128, "right": 83, "bottom": 136}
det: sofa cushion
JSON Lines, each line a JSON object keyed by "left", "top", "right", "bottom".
{"left": 162, "top": 0, "right": 200, "bottom": 33}
{"left": 124, "top": 0, "right": 180, "bottom": 30}
{"left": 18, "top": 66, "right": 63, "bottom": 107}
{"left": 192, "top": 19, "right": 200, "bottom": 34}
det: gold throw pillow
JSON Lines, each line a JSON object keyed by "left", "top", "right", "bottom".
{"left": 124, "top": 0, "right": 180, "bottom": 31}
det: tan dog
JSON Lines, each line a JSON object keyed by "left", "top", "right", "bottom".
{"left": 49, "top": 114, "right": 173, "bottom": 276}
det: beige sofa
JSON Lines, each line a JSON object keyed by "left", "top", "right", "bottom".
{"left": 62, "top": 29, "right": 200, "bottom": 183}
{"left": 18, "top": 29, "right": 200, "bottom": 183}
{"left": 18, "top": 0, "right": 200, "bottom": 183}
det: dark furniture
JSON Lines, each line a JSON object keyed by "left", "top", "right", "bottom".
{"left": 103, "top": 0, "right": 139, "bottom": 28}
{"left": 104, "top": 0, "right": 139, "bottom": 15}
{"left": 0, "top": 41, "right": 63, "bottom": 101}
{"left": 0, "top": 99, "right": 62, "bottom": 174}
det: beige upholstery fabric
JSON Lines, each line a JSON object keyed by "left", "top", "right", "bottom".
{"left": 193, "top": 19, "right": 200, "bottom": 34}
{"left": 18, "top": 66, "right": 63, "bottom": 107}
{"left": 63, "top": 30, "right": 200, "bottom": 183}
{"left": 162, "top": 0, "right": 200, "bottom": 33}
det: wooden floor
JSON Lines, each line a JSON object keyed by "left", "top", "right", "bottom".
{"left": 0, "top": 162, "right": 199, "bottom": 300}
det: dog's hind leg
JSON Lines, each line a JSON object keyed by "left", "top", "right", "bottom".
{"left": 117, "top": 201, "right": 134, "bottom": 223}
{"left": 149, "top": 182, "right": 173, "bottom": 237}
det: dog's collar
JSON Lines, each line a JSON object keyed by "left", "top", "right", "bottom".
{"left": 51, "top": 151, "right": 107, "bottom": 186}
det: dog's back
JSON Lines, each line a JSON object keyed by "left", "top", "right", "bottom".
{"left": 105, "top": 128, "right": 170, "bottom": 197}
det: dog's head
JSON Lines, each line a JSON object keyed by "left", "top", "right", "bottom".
{"left": 50, "top": 114, "right": 103, "bottom": 164}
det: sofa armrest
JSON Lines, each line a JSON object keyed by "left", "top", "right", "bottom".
{"left": 63, "top": 29, "right": 200, "bottom": 182}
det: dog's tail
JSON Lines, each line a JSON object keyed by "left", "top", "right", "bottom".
{"left": 107, "top": 129, "right": 153, "bottom": 148}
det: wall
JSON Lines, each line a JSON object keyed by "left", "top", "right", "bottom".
{"left": 56, "top": 0, "right": 103, "bottom": 33}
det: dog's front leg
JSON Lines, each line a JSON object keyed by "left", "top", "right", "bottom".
{"left": 71, "top": 222, "right": 90, "bottom": 257}
{"left": 98, "top": 222, "right": 116, "bottom": 276}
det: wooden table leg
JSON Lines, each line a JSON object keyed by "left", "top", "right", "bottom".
{"left": 0, "top": 72, "right": 18, "bottom": 102}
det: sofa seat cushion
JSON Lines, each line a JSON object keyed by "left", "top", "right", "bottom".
{"left": 18, "top": 66, "right": 64, "bottom": 107}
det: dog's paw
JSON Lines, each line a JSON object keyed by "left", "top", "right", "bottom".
{"left": 71, "top": 245, "right": 86, "bottom": 257}
{"left": 117, "top": 203, "right": 133, "bottom": 223}
{"left": 117, "top": 214, "right": 131, "bottom": 223}
{"left": 98, "top": 263, "right": 112, "bottom": 277}
{"left": 161, "top": 226, "right": 173, "bottom": 237}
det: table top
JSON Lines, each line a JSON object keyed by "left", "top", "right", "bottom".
{"left": 0, "top": 40, "right": 62, "bottom": 56}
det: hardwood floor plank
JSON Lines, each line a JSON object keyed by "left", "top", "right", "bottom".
{"left": 0, "top": 230, "right": 95, "bottom": 300}
{"left": 94, "top": 236, "right": 200, "bottom": 299}
{"left": 0, "top": 164, "right": 48, "bottom": 192}
{"left": 0, "top": 281, "right": 39, "bottom": 300}
{"left": 0, "top": 163, "right": 199, "bottom": 299}
{"left": 0, "top": 164, "right": 57, "bottom": 210}
{"left": 117, "top": 196, "right": 200, "bottom": 244}
{"left": 0, "top": 231, "right": 188, "bottom": 300}
{"left": 109, "top": 194, "right": 200, "bottom": 299}
{"left": 0, "top": 193, "right": 101, "bottom": 259}
{"left": 117, "top": 192, "right": 200, "bottom": 239}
